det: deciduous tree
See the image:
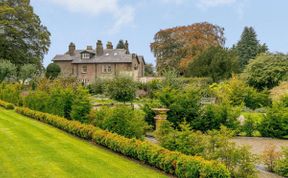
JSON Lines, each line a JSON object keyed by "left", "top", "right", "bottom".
{"left": 0, "top": 59, "right": 16, "bottom": 83}
{"left": 151, "top": 22, "right": 225, "bottom": 75}
{"left": 0, "top": 0, "right": 50, "bottom": 68}
{"left": 243, "top": 53, "right": 288, "bottom": 90}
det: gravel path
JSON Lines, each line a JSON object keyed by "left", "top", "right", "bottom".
{"left": 232, "top": 137, "right": 288, "bottom": 178}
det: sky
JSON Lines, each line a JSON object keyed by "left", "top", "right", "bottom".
{"left": 30, "top": 0, "right": 288, "bottom": 67}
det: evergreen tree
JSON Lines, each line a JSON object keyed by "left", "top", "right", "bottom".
{"left": 116, "top": 40, "right": 130, "bottom": 54}
{"left": 116, "top": 40, "right": 126, "bottom": 49}
{"left": 235, "top": 27, "right": 268, "bottom": 69}
{"left": 0, "top": 0, "right": 51, "bottom": 68}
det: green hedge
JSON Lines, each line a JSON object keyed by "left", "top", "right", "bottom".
{"left": 14, "top": 106, "right": 230, "bottom": 178}
{"left": 0, "top": 100, "right": 15, "bottom": 110}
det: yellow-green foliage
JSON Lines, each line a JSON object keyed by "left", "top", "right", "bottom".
{"left": 0, "top": 99, "right": 14, "bottom": 109}
{"left": 15, "top": 106, "right": 230, "bottom": 178}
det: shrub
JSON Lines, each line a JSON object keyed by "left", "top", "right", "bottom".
{"left": 87, "top": 78, "right": 107, "bottom": 95}
{"left": 70, "top": 87, "right": 91, "bottom": 122}
{"left": 261, "top": 145, "right": 281, "bottom": 172}
{"left": 244, "top": 89, "right": 271, "bottom": 110}
{"left": 166, "top": 86, "right": 201, "bottom": 127}
{"left": 0, "top": 99, "right": 15, "bottom": 109}
{"left": 241, "top": 114, "right": 260, "bottom": 137}
{"left": 156, "top": 121, "right": 257, "bottom": 178}
{"left": 210, "top": 76, "right": 271, "bottom": 109}
{"left": 105, "top": 77, "right": 137, "bottom": 103}
{"left": 24, "top": 90, "right": 49, "bottom": 112}
{"left": 15, "top": 106, "right": 230, "bottom": 178}
{"left": 259, "top": 105, "right": 288, "bottom": 138}
{"left": 0, "top": 83, "right": 21, "bottom": 105}
{"left": 274, "top": 147, "right": 288, "bottom": 177}
{"left": 194, "top": 104, "right": 240, "bottom": 132}
{"left": 89, "top": 106, "right": 148, "bottom": 139}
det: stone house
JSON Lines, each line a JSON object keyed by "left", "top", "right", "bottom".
{"left": 52, "top": 40, "right": 145, "bottom": 84}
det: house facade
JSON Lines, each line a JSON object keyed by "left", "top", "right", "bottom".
{"left": 52, "top": 40, "right": 145, "bottom": 84}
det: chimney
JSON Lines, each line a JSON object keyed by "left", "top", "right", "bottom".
{"left": 86, "top": 45, "right": 93, "bottom": 50}
{"left": 125, "top": 40, "right": 130, "bottom": 54}
{"left": 68, "top": 42, "right": 75, "bottom": 56}
{"left": 106, "top": 41, "right": 113, "bottom": 49}
{"left": 96, "top": 40, "right": 103, "bottom": 56}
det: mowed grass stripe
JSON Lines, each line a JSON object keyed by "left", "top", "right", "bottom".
{"left": 0, "top": 108, "right": 168, "bottom": 178}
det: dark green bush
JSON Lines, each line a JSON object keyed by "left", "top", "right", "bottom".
{"left": 15, "top": 106, "right": 230, "bottom": 178}
{"left": 194, "top": 104, "right": 240, "bottom": 132}
{"left": 45, "top": 63, "right": 61, "bottom": 79}
{"left": 166, "top": 86, "right": 201, "bottom": 127}
{"left": 244, "top": 89, "right": 271, "bottom": 110}
{"left": 259, "top": 105, "right": 288, "bottom": 138}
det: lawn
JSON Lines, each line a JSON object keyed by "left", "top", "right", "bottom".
{"left": 0, "top": 108, "right": 168, "bottom": 178}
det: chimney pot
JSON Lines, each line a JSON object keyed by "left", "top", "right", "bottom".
{"left": 96, "top": 40, "right": 103, "bottom": 56}
{"left": 106, "top": 41, "right": 113, "bottom": 49}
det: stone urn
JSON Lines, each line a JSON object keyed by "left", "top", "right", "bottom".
{"left": 152, "top": 108, "right": 170, "bottom": 130}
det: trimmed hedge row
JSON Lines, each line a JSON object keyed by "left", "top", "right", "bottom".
{"left": 15, "top": 106, "right": 230, "bottom": 178}
{"left": 0, "top": 100, "right": 15, "bottom": 110}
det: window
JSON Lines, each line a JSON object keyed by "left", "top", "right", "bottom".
{"left": 102, "top": 65, "right": 112, "bottom": 73}
{"left": 82, "top": 65, "right": 87, "bottom": 73}
{"left": 82, "top": 53, "right": 90, "bottom": 59}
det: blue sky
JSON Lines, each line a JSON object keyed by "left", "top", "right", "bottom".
{"left": 31, "top": 0, "right": 288, "bottom": 67}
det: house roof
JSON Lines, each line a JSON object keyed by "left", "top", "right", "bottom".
{"left": 52, "top": 49, "right": 145, "bottom": 64}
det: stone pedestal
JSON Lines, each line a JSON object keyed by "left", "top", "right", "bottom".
{"left": 152, "top": 108, "right": 170, "bottom": 130}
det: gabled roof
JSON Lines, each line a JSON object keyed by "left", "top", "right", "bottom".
{"left": 52, "top": 49, "right": 145, "bottom": 64}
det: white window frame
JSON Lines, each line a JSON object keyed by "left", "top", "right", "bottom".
{"left": 82, "top": 53, "right": 90, "bottom": 59}
{"left": 102, "top": 64, "right": 112, "bottom": 73}
{"left": 82, "top": 65, "right": 87, "bottom": 74}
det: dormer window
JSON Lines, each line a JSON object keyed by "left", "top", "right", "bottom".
{"left": 82, "top": 53, "right": 90, "bottom": 59}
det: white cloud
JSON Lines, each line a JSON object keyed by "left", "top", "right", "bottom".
{"left": 45, "top": 0, "right": 135, "bottom": 33}
{"left": 198, "top": 0, "right": 236, "bottom": 8}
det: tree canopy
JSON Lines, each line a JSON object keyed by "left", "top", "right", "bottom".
{"left": 45, "top": 63, "right": 61, "bottom": 79}
{"left": 151, "top": 22, "right": 225, "bottom": 75}
{"left": 0, "top": 59, "right": 16, "bottom": 83}
{"left": 18, "top": 64, "right": 37, "bottom": 84}
{"left": 187, "top": 46, "right": 239, "bottom": 82}
{"left": 243, "top": 53, "right": 288, "bottom": 90}
{"left": 234, "top": 26, "right": 268, "bottom": 70}
{"left": 0, "top": 0, "right": 51, "bottom": 68}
